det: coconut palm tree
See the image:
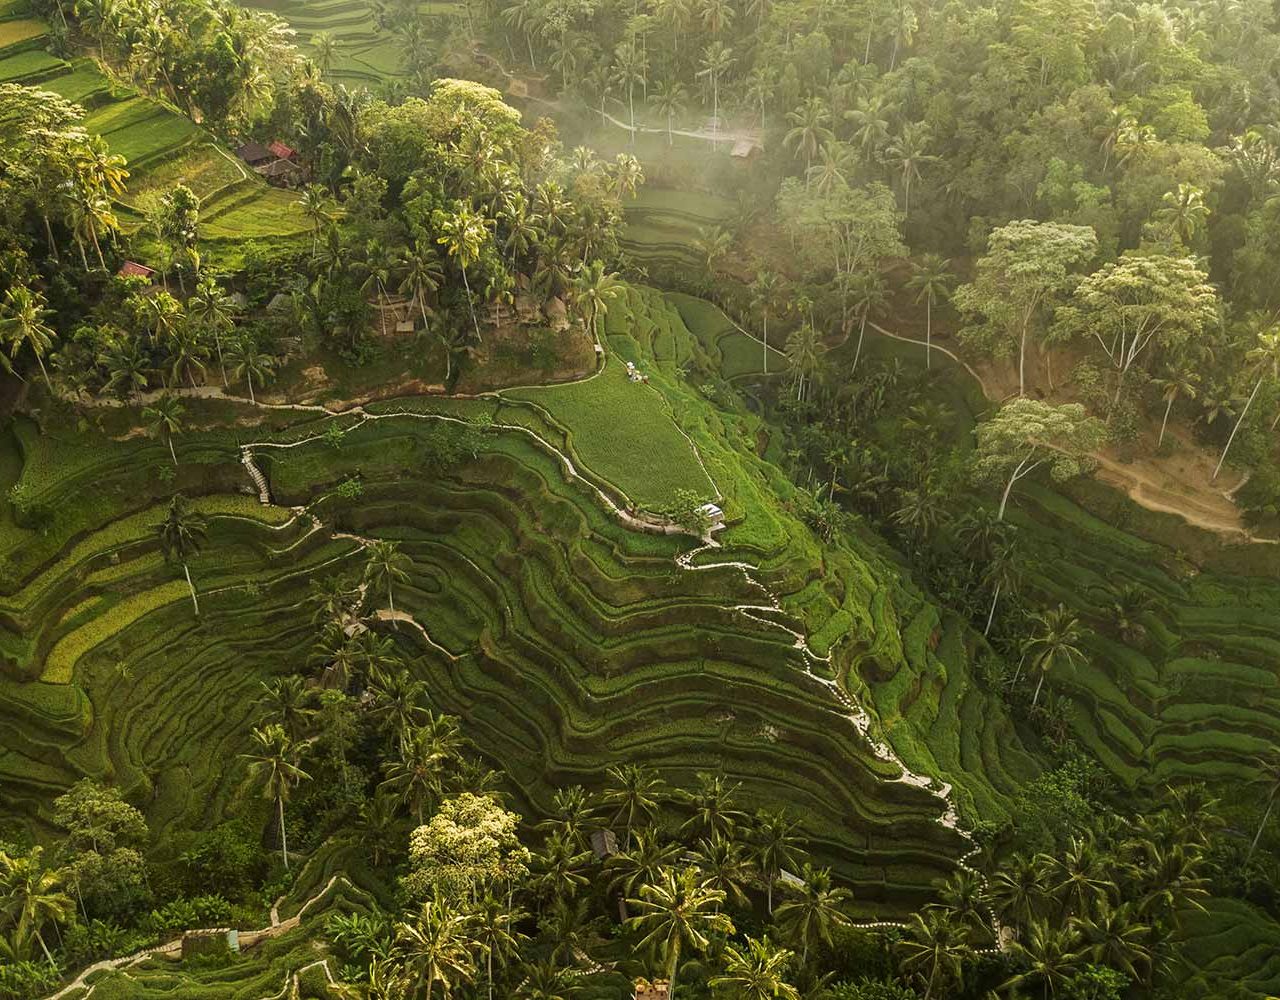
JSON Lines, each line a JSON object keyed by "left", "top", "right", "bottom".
{"left": 849, "top": 270, "right": 890, "bottom": 371}
{"left": 1213, "top": 322, "right": 1280, "bottom": 480}
{"left": 311, "top": 30, "right": 340, "bottom": 77}
{"left": 907, "top": 254, "right": 954, "bottom": 369}
{"left": 693, "top": 834, "right": 754, "bottom": 913}
{"left": 571, "top": 260, "right": 623, "bottom": 347}
{"left": 1246, "top": 750, "right": 1280, "bottom": 862}
{"left": 1070, "top": 902, "right": 1152, "bottom": 982}
{"left": 143, "top": 392, "right": 185, "bottom": 466}
{"left": 601, "top": 763, "right": 666, "bottom": 849}
{"left": 154, "top": 493, "right": 206, "bottom": 614}
{"left": 1002, "top": 920, "right": 1084, "bottom": 999}
{"left": 513, "top": 960, "right": 579, "bottom": 1000}
{"left": 774, "top": 865, "right": 852, "bottom": 963}
{"left": 680, "top": 772, "right": 747, "bottom": 841}
{"left": 365, "top": 539, "right": 412, "bottom": 621}
{"left": 227, "top": 336, "right": 276, "bottom": 406}
{"left": 396, "top": 899, "right": 475, "bottom": 1000}
{"left": 708, "top": 936, "right": 799, "bottom": 1000}
{"left": 749, "top": 270, "right": 782, "bottom": 374}
{"left": 0, "top": 846, "right": 74, "bottom": 965}
{"left": 187, "top": 276, "right": 236, "bottom": 385}
{"left": 473, "top": 894, "right": 527, "bottom": 1000}
{"left": 1152, "top": 365, "right": 1200, "bottom": 447}
{"left": 297, "top": 184, "right": 336, "bottom": 257}
{"left": 883, "top": 121, "right": 938, "bottom": 215}
{"left": 368, "top": 667, "right": 430, "bottom": 748}
{"left": 627, "top": 867, "right": 734, "bottom": 999}
{"left": 1021, "top": 605, "right": 1088, "bottom": 708}
{"left": 692, "top": 225, "right": 734, "bottom": 278}
{"left": 382, "top": 720, "right": 455, "bottom": 825}
{"left": 437, "top": 204, "right": 490, "bottom": 343}
{"left": 751, "top": 809, "right": 805, "bottom": 916}
{"left": 696, "top": 41, "right": 734, "bottom": 143}
{"left": 652, "top": 80, "right": 688, "bottom": 146}
{"left": 783, "top": 97, "right": 834, "bottom": 182}
{"left": 0, "top": 285, "right": 57, "bottom": 390}
{"left": 532, "top": 832, "right": 592, "bottom": 907}
{"left": 399, "top": 242, "right": 445, "bottom": 335}
{"left": 241, "top": 723, "right": 311, "bottom": 870}
{"left": 785, "top": 325, "right": 821, "bottom": 402}
{"left": 361, "top": 240, "right": 401, "bottom": 339}
{"left": 898, "top": 907, "right": 970, "bottom": 1000}
{"left": 258, "top": 675, "right": 316, "bottom": 741}
{"left": 845, "top": 95, "right": 894, "bottom": 162}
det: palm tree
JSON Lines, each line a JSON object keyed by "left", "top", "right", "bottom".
{"left": 775, "top": 865, "right": 851, "bottom": 963}
{"left": 368, "top": 667, "right": 429, "bottom": 747}
{"left": 652, "top": 80, "right": 688, "bottom": 146}
{"left": 514, "top": 960, "right": 579, "bottom": 1000}
{"left": 897, "top": 907, "right": 970, "bottom": 1000}
{"left": 399, "top": 242, "right": 445, "bottom": 335}
{"left": 846, "top": 95, "right": 893, "bottom": 162}
{"left": 1049, "top": 834, "right": 1113, "bottom": 919}
{"left": 1247, "top": 750, "right": 1280, "bottom": 862}
{"left": 227, "top": 336, "right": 276, "bottom": 406}
{"left": 680, "top": 772, "right": 747, "bottom": 841}
{"left": 709, "top": 936, "right": 799, "bottom": 1000}
{"left": 751, "top": 810, "right": 805, "bottom": 916}
{"left": 361, "top": 240, "right": 400, "bottom": 338}
{"left": 785, "top": 325, "right": 821, "bottom": 402}
{"left": 473, "top": 894, "right": 527, "bottom": 1000}
{"left": 0, "top": 285, "right": 57, "bottom": 390}
{"left": 692, "top": 225, "right": 733, "bottom": 278}
{"left": 532, "top": 832, "right": 592, "bottom": 906}
{"left": 438, "top": 204, "right": 490, "bottom": 343}
{"left": 241, "top": 723, "right": 311, "bottom": 870}
{"left": 883, "top": 121, "right": 938, "bottom": 215}
{"left": 258, "top": 675, "right": 315, "bottom": 740}
{"left": 849, "top": 270, "right": 890, "bottom": 371}
{"left": 783, "top": 97, "right": 834, "bottom": 182}
{"left": 694, "top": 834, "right": 753, "bottom": 912}
{"left": 696, "top": 42, "right": 734, "bottom": 143}
{"left": 365, "top": 539, "right": 412, "bottom": 620}
{"left": 906, "top": 254, "right": 954, "bottom": 369}
{"left": 749, "top": 270, "right": 781, "bottom": 374}
{"left": 627, "top": 867, "right": 734, "bottom": 999}
{"left": 1154, "top": 183, "right": 1209, "bottom": 246}
{"left": 1071, "top": 902, "right": 1152, "bottom": 982}
{"left": 1021, "top": 605, "right": 1088, "bottom": 708}
{"left": 0, "top": 846, "right": 74, "bottom": 965}
{"left": 143, "top": 392, "right": 185, "bottom": 466}
{"left": 154, "top": 493, "right": 206, "bottom": 614}
{"left": 602, "top": 763, "right": 666, "bottom": 849}
{"left": 1213, "top": 323, "right": 1280, "bottom": 480}
{"left": 1002, "top": 920, "right": 1084, "bottom": 1000}
{"left": 571, "top": 260, "right": 623, "bottom": 348}
{"left": 396, "top": 899, "right": 476, "bottom": 1000}
{"left": 311, "top": 30, "right": 340, "bottom": 76}
{"left": 382, "top": 716, "right": 458, "bottom": 824}
{"left": 1152, "top": 365, "right": 1200, "bottom": 447}
{"left": 537, "top": 785, "right": 594, "bottom": 851}
{"left": 297, "top": 184, "right": 336, "bottom": 256}
{"left": 188, "top": 276, "right": 236, "bottom": 385}
{"left": 807, "top": 142, "right": 855, "bottom": 196}
{"left": 987, "top": 853, "right": 1052, "bottom": 931}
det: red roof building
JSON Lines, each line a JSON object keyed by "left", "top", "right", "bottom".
{"left": 118, "top": 261, "right": 155, "bottom": 279}
{"left": 268, "top": 140, "right": 297, "bottom": 161}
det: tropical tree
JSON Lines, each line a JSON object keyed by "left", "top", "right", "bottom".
{"left": 571, "top": 260, "right": 623, "bottom": 346}
{"left": 240, "top": 723, "right": 311, "bottom": 870}
{"left": 680, "top": 772, "right": 747, "bottom": 841}
{"left": 784, "top": 97, "right": 834, "bottom": 181}
{"left": 258, "top": 675, "right": 315, "bottom": 741}
{"left": 897, "top": 907, "right": 970, "bottom": 1000}
{"left": 1022, "top": 605, "right": 1088, "bottom": 708}
{"left": 774, "top": 865, "right": 852, "bottom": 963}
{"left": 907, "top": 254, "right": 954, "bottom": 369}
{"left": 1212, "top": 322, "right": 1280, "bottom": 480}
{"left": 1002, "top": 920, "right": 1084, "bottom": 998}
{"left": 154, "top": 493, "right": 206, "bottom": 614}
{"left": 399, "top": 242, "right": 445, "bottom": 333}
{"left": 882, "top": 121, "right": 938, "bottom": 214}
{"left": 749, "top": 270, "right": 782, "bottom": 374}
{"left": 187, "top": 276, "right": 237, "bottom": 385}
{"left": 0, "top": 846, "right": 74, "bottom": 965}
{"left": 437, "top": 204, "right": 491, "bottom": 342}
{"left": 693, "top": 834, "right": 753, "bottom": 913}
{"left": 227, "top": 335, "right": 276, "bottom": 406}
{"left": 365, "top": 539, "right": 412, "bottom": 620}
{"left": 626, "top": 867, "right": 734, "bottom": 999}
{"left": 473, "top": 894, "right": 528, "bottom": 1000}
{"left": 297, "top": 184, "right": 336, "bottom": 256}
{"left": 384, "top": 715, "right": 464, "bottom": 825}
{"left": 311, "top": 30, "right": 340, "bottom": 77}
{"left": 396, "top": 899, "right": 476, "bottom": 1000}
{"left": 785, "top": 325, "right": 821, "bottom": 401}
{"left": 0, "top": 284, "right": 58, "bottom": 390}
{"left": 1152, "top": 365, "right": 1200, "bottom": 447}
{"left": 751, "top": 810, "right": 805, "bottom": 916}
{"left": 708, "top": 936, "right": 800, "bottom": 1000}
{"left": 696, "top": 42, "right": 735, "bottom": 142}
{"left": 143, "top": 392, "right": 185, "bottom": 466}
{"left": 849, "top": 270, "right": 890, "bottom": 371}
{"left": 652, "top": 80, "right": 688, "bottom": 146}
{"left": 1246, "top": 750, "right": 1280, "bottom": 862}
{"left": 601, "top": 763, "right": 666, "bottom": 849}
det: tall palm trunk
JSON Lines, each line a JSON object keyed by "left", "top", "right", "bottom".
{"left": 1159, "top": 395, "right": 1175, "bottom": 446}
{"left": 984, "top": 581, "right": 1001, "bottom": 635}
{"left": 1213, "top": 375, "right": 1263, "bottom": 481}
{"left": 1248, "top": 786, "right": 1277, "bottom": 862}
{"left": 461, "top": 265, "right": 482, "bottom": 343}
{"left": 278, "top": 795, "right": 289, "bottom": 869}
{"left": 183, "top": 562, "right": 199, "bottom": 614}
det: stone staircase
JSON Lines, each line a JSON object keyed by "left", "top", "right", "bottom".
{"left": 240, "top": 447, "right": 271, "bottom": 504}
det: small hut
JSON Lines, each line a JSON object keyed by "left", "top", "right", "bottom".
{"left": 730, "top": 137, "right": 763, "bottom": 161}
{"left": 698, "top": 502, "right": 725, "bottom": 528}
{"left": 254, "top": 158, "right": 302, "bottom": 187}
{"left": 117, "top": 260, "right": 155, "bottom": 280}
{"left": 634, "top": 980, "right": 670, "bottom": 1000}
{"left": 590, "top": 829, "right": 618, "bottom": 860}
{"left": 268, "top": 140, "right": 297, "bottom": 161}
{"left": 235, "top": 141, "right": 273, "bottom": 167}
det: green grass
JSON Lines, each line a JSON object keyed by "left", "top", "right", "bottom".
{"left": 0, "top": 47, "right": 64, "bottom": 81}
{"left": 0, "top": 17, "right": 45, "bottom": 52}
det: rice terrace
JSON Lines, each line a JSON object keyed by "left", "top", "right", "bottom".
{"left": 2, "top": 0, "right": 1280, "bottom": 998}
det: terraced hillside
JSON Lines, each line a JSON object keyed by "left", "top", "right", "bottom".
{"left": 0, "top": 288, "right": 1006, "bottom": 921}
{"left": 0, "top": 4, "right": 308, "bottom": 259}
{"left": 242, "top": 0, "right": 461, "bottom": 86}
{"left": 621, "top": 187, "right": 735, "bottom": 272}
